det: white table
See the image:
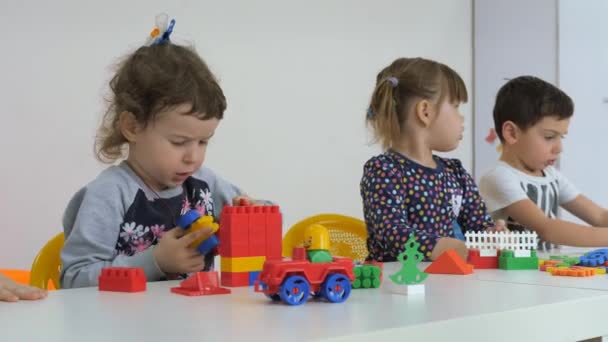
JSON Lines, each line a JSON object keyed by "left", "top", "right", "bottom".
{"left": 1, "top": 262, "right": 607, "bottom": 341}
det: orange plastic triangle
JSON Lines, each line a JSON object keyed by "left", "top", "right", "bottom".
{"left": 424, "top": 250, "right": 474, "bottom": 275}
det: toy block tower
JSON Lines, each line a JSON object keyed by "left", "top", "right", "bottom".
{"left": 218, "top": 204, "right": 282, "bottom": 287}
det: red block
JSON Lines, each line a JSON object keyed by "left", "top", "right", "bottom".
{"left": 219, "top": 205, "right": 283, "bottom": 260}
{"left": 467, "top": 249, "right": 499, "bottom": 269}
{"left": 221, "top": 271, "right": 250, "bottom": 287}
{"left": 98, "top": 267, "right": 146, "bottom": 292}
{"left": 249, "top": 207, "right": 267, "bottom": 256}
{"left": 265, "top": 206, "right": 282, "bottom": 260}
{"left": 171, "top": 272, "right": 231, "bottom": 296}
{"left": 219, "top": 206, "right": 250, "bottom": 257}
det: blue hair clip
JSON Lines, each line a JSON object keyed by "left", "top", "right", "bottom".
{"left": 146, "top": 13, "right": 176, "bottom": 46}
{"left": 159, "top": 19, "right": 175, "bottom": 43}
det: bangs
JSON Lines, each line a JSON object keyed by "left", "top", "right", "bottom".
{"left": 439, "top": 64, "right": 468, "bottom": 104}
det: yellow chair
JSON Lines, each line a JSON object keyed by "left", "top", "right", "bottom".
{"left": 30, "top": 233, "right": 64, "bottom": 290}
{"left": 283, "top": 214, "right": 369, "bottom": 262}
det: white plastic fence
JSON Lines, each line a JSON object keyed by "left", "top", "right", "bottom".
{"left": 465, "top": 231, "right": 538, "bottom": 251}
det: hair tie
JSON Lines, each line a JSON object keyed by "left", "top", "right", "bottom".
{"left": 387, "top": 77, "right": 399, "bottom": 88}
{"left": 146, "top": 13, "right": 176, "bottom": 46}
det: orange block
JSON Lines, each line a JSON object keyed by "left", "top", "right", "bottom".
{"left": 550, "top": 268, "right": 595, "bottom": 277}
{"left": 424, "top": 250, "right": 474, "bottom": 275}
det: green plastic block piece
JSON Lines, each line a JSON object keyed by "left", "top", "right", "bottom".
{"left": 352, "top": 265, "right": 382, "bottom": 289}
{"left": 499, "top": 250, "right": 539, "bottom": 270}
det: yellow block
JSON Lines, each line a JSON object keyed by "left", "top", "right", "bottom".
{"left": 595, "top": 268, "right": 606, "bottom": 275}
{"left": 221, "top": 256, "right": 266, "bottom": 272}
{"left": 186, "top": 216, "right": 219, "bottom": 249}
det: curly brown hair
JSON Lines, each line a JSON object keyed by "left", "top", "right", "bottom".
{"left": 95, "top": 43, "right": 227, "bottom": 163}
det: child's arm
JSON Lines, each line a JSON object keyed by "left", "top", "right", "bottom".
{"left": 61, "top": 184, "right": 171, "bottom": 288}
{"left": 562, "top": 195, "right": 608, "bottom": 227}
{"left": 503, "top": 199, "right": 608, "bottom": 246}
{"left": 450, "top": 159, "right": 498, "bottom": 232}
{"left": 480, "top": 166, "right": 608, "bottom": 246}
{"left": 361, "top": 158, "right": 453, "bottom": 261}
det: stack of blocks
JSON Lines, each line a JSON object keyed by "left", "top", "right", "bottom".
{"left": 218, "top": 205, "right": 282, "bottom": 287}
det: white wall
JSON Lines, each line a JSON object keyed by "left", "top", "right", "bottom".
{"left": 473, "top": 0, "right": 558, "bottom": 180}
{"left": 558, "top": 0, "right": 608, "bottom": 222}
{"left": 0, "top": 0, "right": 473, "bottom": 269}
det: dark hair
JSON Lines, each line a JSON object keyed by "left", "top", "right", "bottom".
{"left": 493, "top": 76, "right": 573, "bottom": 142}
{"left": 366, "top": 57, "right": 468, "bottom": 149}
{"left": 96, "top": 43, "right": 227, "bottom": 163}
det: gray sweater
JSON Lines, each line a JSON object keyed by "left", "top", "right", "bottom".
{"left": 60, "top": 162, "right": 242, "bottom": 288}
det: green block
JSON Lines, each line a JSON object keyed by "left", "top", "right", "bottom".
{"left": 499, "top": 250, "right": 539, "bottom": 270}
{"left": 352, "top": 265, "right": 382, "bottom": 289}
{"left": 549, "top": 255, "right": 580, "bottom": 266}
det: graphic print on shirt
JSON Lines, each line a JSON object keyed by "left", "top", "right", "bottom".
{"left": 506, "top": 179, "right": 560, "bottom": 250}
{"left": 116, "top": 177, "right": 215, "bottom": 257}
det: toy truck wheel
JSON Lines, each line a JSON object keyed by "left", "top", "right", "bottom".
{"left": 278, "top": 275, "right": 310, "bottom": 305}
{"left": 321, "top": 273, "right": 351, "bottom": 303}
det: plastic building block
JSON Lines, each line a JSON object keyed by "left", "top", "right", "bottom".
{"left": 221, "top": 271, "right": 250, "bottom": 287}
{"left": 579, "top": 249, "right": 608, "bottom": 267}
{"left": 550, "top": 267, "right": 596, "bottom": 277}
{"left": 248, "top": 271, "right": 261, "bottom": 286}
{"left": 171, "top": 272, "right": 231, "bottom": 296}
{"left": 352, "top": 265, "right": 382, "bottom": 289}
{"left": 177, "top": 210, "right": 219, "bottom": 255}
{"left": 254, "top": 246, "right": 355, "bottom": 305}
{"left": 467, "top": 249, "right": 498, "bottom": 269}
{"left": 498, "top": 250, "right": 539, "bottom": 270}
{"left": 98, "top": 267, "right": 146, "bottom": 292}
{"left": 221, "top": 256, "right": 266, "bottom": 273}
{"left": 425, "top": 250, "right": 474, "bottom": 275}
{"left": 548, "top": 255, "right": 580, "bottom": 266}
{"left": 219, "top": 205, "right": 282, "bottom": 259}
{"left": 390, "top": 234, "right": 429, "bottom": 283}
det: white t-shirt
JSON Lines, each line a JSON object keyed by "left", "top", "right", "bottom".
{"left": 479, "top": 161, "right": 580, "bottom": 224}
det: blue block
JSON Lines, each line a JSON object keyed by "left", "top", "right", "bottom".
{"left": 249, "top": 271, "right": 261, "bottom": 286}
{"left": 178, "top": 210, "right": 201, "bottom": 228}
{"left": 196, "top": 235, "right": 219, "bottom": 255}
{"left": 580, "top": 249, "right": 608, "bottom": 267}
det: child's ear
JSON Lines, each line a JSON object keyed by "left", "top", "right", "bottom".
{"left": 501, "top": 121, "right": 519, "bottom": 144}
{"left": 414, "top": 99, "right": 433, "bottom": 127}
{"left": 119, "top": 111, "right": 140, "bottom": 142}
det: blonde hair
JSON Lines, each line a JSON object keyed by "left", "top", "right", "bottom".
{"left": 366, "top": 57, "right": 468, "bottom": 150}
{"left": 95, "top": 43, "right": 227, "bottom": 163}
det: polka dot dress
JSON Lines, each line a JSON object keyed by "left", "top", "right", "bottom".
{"left": 360, "top": 150, "right": 494, "bottom": 261}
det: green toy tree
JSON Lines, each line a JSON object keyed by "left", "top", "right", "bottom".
{"left": 389, "top": 234, "right": 428, "bottom": 285}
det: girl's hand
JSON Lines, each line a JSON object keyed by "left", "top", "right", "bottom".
{"left": 431, "top": 237, "right": 467, "bottom": 261}
{"left": 232, "top": 195, "right": 268, "bottom": 206}
{"left": 152, "top": 227, "right": 212, "bottom": 274}
{"left": 0, "top": 274, "right": 47, "bottom": 302}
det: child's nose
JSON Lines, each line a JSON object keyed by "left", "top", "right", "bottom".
{"left": 183, "top": 147, "right": 197, "bottom": 164}
{"left": 553, "top": 140, "right": 563, "bottom": 154}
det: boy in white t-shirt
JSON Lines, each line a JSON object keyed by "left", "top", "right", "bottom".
{"left": 480, "top": 76, "right": 608, "bottom": 249}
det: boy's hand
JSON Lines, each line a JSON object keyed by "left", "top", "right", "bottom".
{"left": 232, "top": 195, "right": 268, "bottom": 206}
{"left": 0, "top": 274, "right": 47, "bottom": 302}
{"left": 486, "top": 219, "right": 509, "bottom": 233}
{"left": 153, "top": 227, "right": 212, "bottom": 274}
